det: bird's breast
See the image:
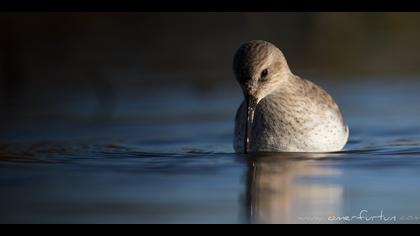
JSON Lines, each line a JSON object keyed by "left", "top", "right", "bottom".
{"left": 248, "top": 94, "right": 348, "bottom": 152}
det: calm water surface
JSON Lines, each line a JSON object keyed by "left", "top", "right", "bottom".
{"left": 1, "top": 78, "right": 420, "bottom": 223}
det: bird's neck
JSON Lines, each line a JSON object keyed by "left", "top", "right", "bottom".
{"left": 271, "top": 73, "right": 298, "bottom": 95}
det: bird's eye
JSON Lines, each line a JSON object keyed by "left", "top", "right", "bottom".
{"left": 261, "top": 69, "right": 269, "bottom": 79}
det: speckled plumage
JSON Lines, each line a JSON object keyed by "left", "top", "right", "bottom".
{"left": 233, "top": 40, "right": 349, "bottom": 153}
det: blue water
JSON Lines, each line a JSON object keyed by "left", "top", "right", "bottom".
{"left": 2, "top": 78, "right": 420, "bottom": 223}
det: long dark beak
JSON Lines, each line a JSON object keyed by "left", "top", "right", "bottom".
{"left": 244, "top": 94, "right": 258, "bottom": 154}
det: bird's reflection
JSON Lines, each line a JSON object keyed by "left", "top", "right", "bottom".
{"left": 244, "top": 153, "right": 344, "bottom": 224}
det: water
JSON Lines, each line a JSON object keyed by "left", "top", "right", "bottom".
{"left": 2, "top": 78, "right": 420, "bottom": 224}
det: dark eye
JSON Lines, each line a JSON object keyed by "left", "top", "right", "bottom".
{"left": 261, "top": 69, "right": 269, "bottom": 79}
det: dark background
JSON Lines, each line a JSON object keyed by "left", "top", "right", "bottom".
{"left": 1, "top": 12, "right": 420, "bottom": 125}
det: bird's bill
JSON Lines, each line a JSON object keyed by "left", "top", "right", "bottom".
{"left": 244, "top": 95, "right": 258, "bottom": 154}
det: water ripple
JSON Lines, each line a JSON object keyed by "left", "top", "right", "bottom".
{"left": 2, "top": 137, "right": 420, "bottom": 166}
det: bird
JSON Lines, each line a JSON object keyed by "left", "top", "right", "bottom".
{"left": 233, "top": 40, "right": 349, "bottom": 153}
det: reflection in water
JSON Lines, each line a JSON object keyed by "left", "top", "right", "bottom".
{"left": 245, "top": 153, "right": 344, "bottom": 224}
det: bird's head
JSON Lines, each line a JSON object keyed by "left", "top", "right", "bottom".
{"left": 233, "top": 40, "right": 292, "bottom": 153}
